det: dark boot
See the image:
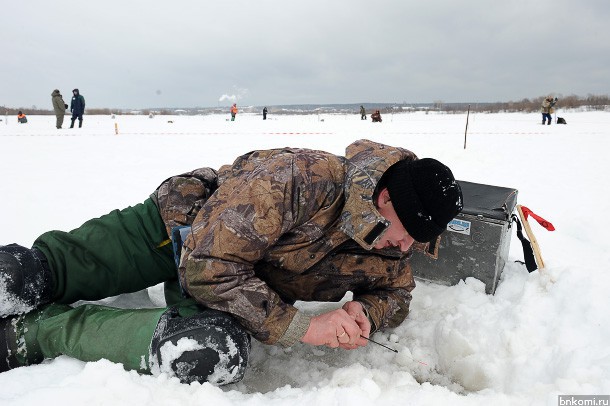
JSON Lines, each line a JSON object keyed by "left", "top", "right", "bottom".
{"left": 1, "top": 302, "right": 250, "bottom": 384}
{"left": 0, "top": 244, "right": 53, "bottom": 317}
{"left": 0, "top": 316, "right": 22, "bottom": 372}
{"left": 150, "top": 307, "right": 250, "bottom": 385}
{"left": 0, "top": 312, "right": 46, "bottom": 372}
{"left": 78, "top": 119, "right": 82, "bottom": 128}
{"left": 70, "top": 118, "right": 75, "bottom": 128}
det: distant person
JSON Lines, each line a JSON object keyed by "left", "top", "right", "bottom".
{"left": 371, "top": 110, "right": 382, "bottom": 123}
{"left": 263, "top": 107, "right": 268, "bottom": 120}
{"left": 17, "top": 111, "right": 27, "bottom": 124}
{"left": 230, "top": 103, "right": 238, "bottom": 121}
{"left": 70, "top": 88, "right": 86, "bottom": 128}
{"left": 541, "top": 96, "right": 557, "bottom": 125}
{"left": 360, "top": 105, "right": 367, "bottom": 120}
{"left": 51, "top": 89, "right": 68, "bottom": 129}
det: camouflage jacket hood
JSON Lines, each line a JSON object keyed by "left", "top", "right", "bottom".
{"left": 153, "top": 139, "right": 417, "bottom": 346}
{"left": 339, "top": 139, "right": 417, "bottom": 249}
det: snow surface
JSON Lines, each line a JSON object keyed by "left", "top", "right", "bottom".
{"left": 0, "top": 111, "right": 609, "bottom": 405}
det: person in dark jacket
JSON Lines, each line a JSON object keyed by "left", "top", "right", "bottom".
{"left": 263, "top": 107, "right": 268, "bottom": 120}
{"left": 360, "top": 105, "right": 367, "bottom": 120}
{"left": 51, "top": 90, "right": 67, "bottom": 129}
{"left": 0, "top": 140, "right": 462, "bottom": 385}
{"left": 70, "top": 88, "right": 86, "bottom": 128}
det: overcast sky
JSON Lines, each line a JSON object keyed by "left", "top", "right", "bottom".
{"left": 2, "top": 0, "right": 609, "bottom": 109}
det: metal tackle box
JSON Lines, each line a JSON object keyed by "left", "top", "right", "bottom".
{"left": 409, "top": 181, "right": 518, "bottom": 294}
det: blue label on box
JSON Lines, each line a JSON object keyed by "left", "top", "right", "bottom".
{"left": 447, "top": 219, "right": 471, "bottom": 235}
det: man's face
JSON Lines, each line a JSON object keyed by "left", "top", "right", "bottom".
{"left": 373, "top": 188, "right": 415, "bottom": 252}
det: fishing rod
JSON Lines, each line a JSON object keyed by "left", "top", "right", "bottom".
{"left": 360, "top": 336, "right": 429, "bottom": 366}
{"left": 360, "top": 335, "right": 397, "bottom": 353}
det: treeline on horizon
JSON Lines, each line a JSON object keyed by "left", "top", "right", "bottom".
{"left": 2, "top": 94, "right": 609, "bottom": 116}
{"left": 441, "top": 94, "right": 610, "bottom": 114}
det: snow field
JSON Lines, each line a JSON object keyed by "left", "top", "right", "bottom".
{"left": 0, "top": 110, "right": 609, "bottom": 405}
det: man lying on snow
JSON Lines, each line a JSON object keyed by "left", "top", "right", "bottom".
{"left": 0, "top": 139, "right": 462, "bottom": 385}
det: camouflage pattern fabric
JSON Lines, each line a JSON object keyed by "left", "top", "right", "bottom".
{"left": 152, "top": 139, "right": 418, "bottom": 346}
{"left": 541, "top": 98, "right": 556, "bottom": 114}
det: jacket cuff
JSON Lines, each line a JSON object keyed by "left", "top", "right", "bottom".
{"left": 276, "top": 311, "right": 311, "bottom": 347}
{"left": 355, "top": 300, "right": 377, "bottom": 333}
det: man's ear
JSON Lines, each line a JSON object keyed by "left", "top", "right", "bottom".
{"left": 376, "top": 188, "right": 391, "bottom": 208}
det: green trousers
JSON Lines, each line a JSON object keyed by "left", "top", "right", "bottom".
{"left": 34, "top": 198, "right": 176, "bottom": 304}
{"left": 17, "top": 304, "right": 167, "bottom": 371}
{"left": 17, "top": 198, "right": 193, "bottom": 371}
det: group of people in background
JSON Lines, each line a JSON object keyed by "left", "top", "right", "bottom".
{"left": 17, "top": 89, "right": 85, "bottom": 129}
{"left": 360, "top": 106, "right": 382, "bottom": 122}
{"left": 359, "top": 98, "right": 559, "bottom": 125}
{"left": 52, "top": 89, "right": 86, "bottom": 129}
{"left": 229, "top": 105, "right": 269, "bottom": 120}
{"left": 232, "top": 105, "right": 382, "bottom": 122}
{"left": 18, "top": 95, "right": 558, "bottom": 127}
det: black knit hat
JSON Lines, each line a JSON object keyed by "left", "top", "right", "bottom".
{"left": 385, "top": 158, "right": 463, "bottom": 242}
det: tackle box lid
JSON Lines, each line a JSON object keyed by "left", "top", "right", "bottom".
{"left": 457, "top": 181, "right": 518, "bottom": 221}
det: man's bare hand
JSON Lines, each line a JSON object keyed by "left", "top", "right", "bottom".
{"left": 341, "top": 301, "right": 370, "bottom": 349}
{"left": 300, "top": 302, "right": 370, "bottom": 350}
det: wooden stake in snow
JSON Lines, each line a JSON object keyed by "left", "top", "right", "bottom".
{"left": 463, "top": 104, "right": 471, "bottom": 149}
{"left": 516, "top": 205, "right": 545, "bottom": 269}
{"left": 115, "top": 122, "right": 119, "bottom": 135}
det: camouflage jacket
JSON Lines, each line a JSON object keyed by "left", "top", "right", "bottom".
{"left": 152, "top": 139, "right": 418, "bottom": 346}
{"left": 541, "top": 98, "right": 556, "bottom": 113}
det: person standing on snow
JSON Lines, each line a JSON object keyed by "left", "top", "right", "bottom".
{"left": 70, "top": 88, "right": 86, "bottom": 128}
{"left": 51, "top": 90, "right": 67, "bottom": 129}
{"left": 360, "top": 105, "right": 367, "bottom": 120}
{"left": 541, "top": 96, "right": 557, "bottom": 125}
{"left": 0, "top": 139, "right": 462, "bottom": 386}
{"left": 263, "top": 106, "right": 268, "bottom": 120}
{"left": 230, "top": 103, "right": 238, "bottom": 121}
